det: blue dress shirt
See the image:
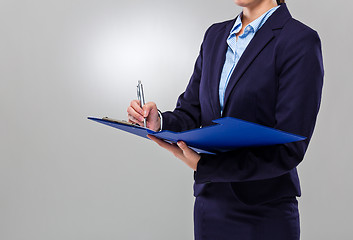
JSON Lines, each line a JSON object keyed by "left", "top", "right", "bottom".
{"left": 219, "top": 5, "right": 280, "bottom": 114}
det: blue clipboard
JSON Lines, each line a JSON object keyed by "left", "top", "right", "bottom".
{"left": 88, "top": 116, "right": 306, "bottom": 154}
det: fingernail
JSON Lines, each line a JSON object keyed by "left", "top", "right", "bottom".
{"left": 144, "top": 110, "right": 147, "bottom": 116}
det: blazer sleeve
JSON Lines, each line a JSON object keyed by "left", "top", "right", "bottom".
{"left": 160, "top": 26, "right": 212, "bottom": 132}
{"left": 195, "top": 29, "right": 324, "bottom": 183}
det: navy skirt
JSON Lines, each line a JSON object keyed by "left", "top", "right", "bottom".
{"left": 194, "top": 182, "right": 300, "bottom": 240}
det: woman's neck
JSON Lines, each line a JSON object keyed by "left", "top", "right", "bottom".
{"left": 242, "top": 0, "right": 278, "bottom": 26}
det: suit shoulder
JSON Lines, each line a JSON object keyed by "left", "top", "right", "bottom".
{"left": 209, "top": 19, "right": 234, "bottom": 29}
{"left": 275, "top": 18, "right": 323, "bottom": 68}
{"left": 283, "top": 18, "right": 320, "bottom": 41}
{"left": 279, "top": 18, "right": 321, "bottom": 49}
{"left": 205, "top": 19, "right": 234, "bottom": 35}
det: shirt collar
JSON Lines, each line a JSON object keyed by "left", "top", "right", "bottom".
{"left": 230, "top": 14, "right": 243, "bottom": 35}
{"left": 229, "top": 5, "right": 280, "bottom": 36}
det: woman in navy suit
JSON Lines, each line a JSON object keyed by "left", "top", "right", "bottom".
{"left": 127, "top": 0, "right": 324, "bottom": 239}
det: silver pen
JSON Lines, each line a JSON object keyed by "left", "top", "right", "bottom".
{"left": 137, "top": 80, "right": 147, "bottom": 127}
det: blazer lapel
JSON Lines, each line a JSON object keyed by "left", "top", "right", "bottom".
{"left": 222, "top": 3, "right": 291, "bottom": 114}
{"left": 208, "top": 19, "right": 236, "bottom": 119}
{"left": 222, "top": 24, "right": 274, "bottom": 113}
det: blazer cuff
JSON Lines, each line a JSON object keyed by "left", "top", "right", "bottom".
{"left": 194, "top": 153, "right": 216, "bottom": 184}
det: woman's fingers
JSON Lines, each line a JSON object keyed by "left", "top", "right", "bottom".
{"left": 127, "top": 114, "right": 143, "bottom": 126}
{"left": 177, "top": 141, "right": 193, "bottom": 155}
{"left": 127, "top": 100, "right": 144, "bottom": 124}
{"left": 148, "top": 135, "right": 174, "bottom": 150}
{"left": 127, "top": 109, "right": 143, "bottom": 126}
{"left": 131, "top": 100, "right": 143, "bottom": 115}
{"left": 127, "top": 100, "right": 161, "bottom": 131}
{"left": 147, "top": 134, "right": 181, "bottom": 155}
{"left": 143, "top": 102, "right": 161, "bottom": 131}
{"left": 148, "top": 136, "right": 200, "bottom": 171}
{"left": 177, "top": 141, "right": 199, "bottom": 160}
{"left": 148, "top": 136, "right": 187, "bottom": 157}
{"left": 143, "top": 102, "right": 157, "bottom": 118}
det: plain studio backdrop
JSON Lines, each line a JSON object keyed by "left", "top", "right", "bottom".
{"left": 0, "top": 0, "right": 352, "bottom": 239}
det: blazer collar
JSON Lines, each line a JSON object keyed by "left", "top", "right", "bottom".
{"left": 209, "top": 3, "right": 292, "bottom": 118}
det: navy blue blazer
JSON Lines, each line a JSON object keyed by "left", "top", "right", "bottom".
{"left": 161, "top": 4, "right": 324, "bottom": 205}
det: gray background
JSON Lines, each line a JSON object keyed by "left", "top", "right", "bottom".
{"left": 1, "top": 0, "right": 352, "bottom": 239}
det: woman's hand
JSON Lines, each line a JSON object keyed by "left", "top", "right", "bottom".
{"left": 147, "top": 135, "right": 201, "bottom": 171}
{"left": 127, "top": 100, "right": 161, "bottom": 132}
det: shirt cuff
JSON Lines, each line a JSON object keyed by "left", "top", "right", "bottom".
{"left": 157, "top": 109, "right": 163, "bottom": 131}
